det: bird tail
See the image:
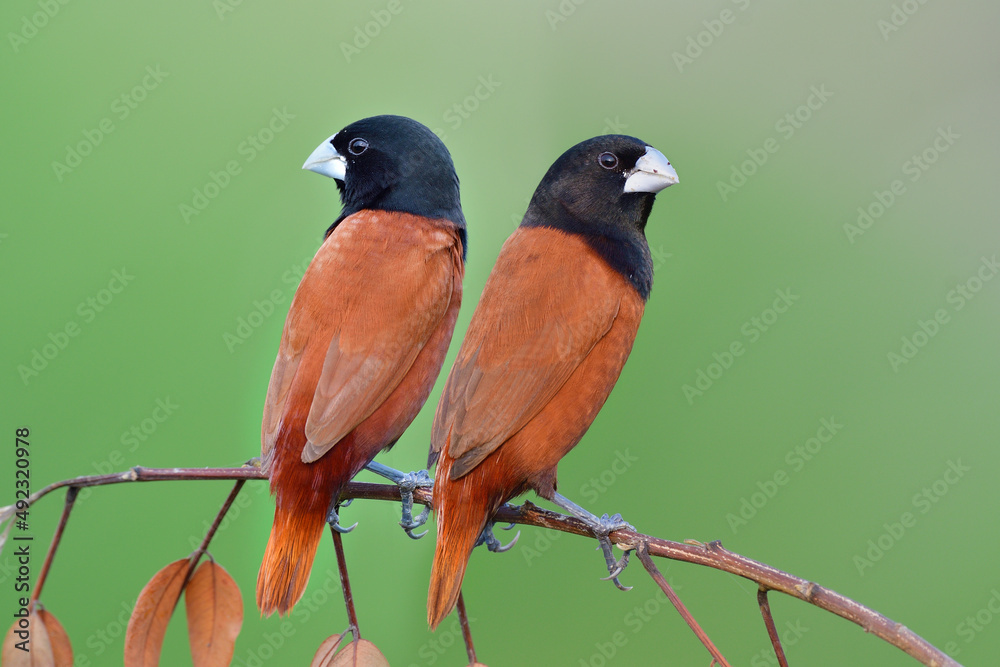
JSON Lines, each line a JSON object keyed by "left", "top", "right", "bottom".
{"left": 256, "top": 500, "right": 327, "bottom": 616}
{"left": 427, "top": 456, "right": 495, "bottom": 630}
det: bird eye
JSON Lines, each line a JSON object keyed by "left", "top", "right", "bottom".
{"left": 348, "top": 138, "right": 369, "bottom": 155}
{"left": 598, "top": 152, "right": 618, "bottom": 169}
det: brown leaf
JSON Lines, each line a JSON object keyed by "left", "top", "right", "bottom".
{"left": 37, "top": 610, "right": 73, "bottom": 667}
{"left": 333, "top": 639, "right": 390, "bottom": 667}
{"left": 124, "top": 558, "right": 194, "bottom": 667}
{"left": 3, "top": 609, "right": 54, "bottom": 666}
{"left": 184, "top": 560, "right": 243, "bottom": 667}
{"left": 310, "top": 636, "right": 389, "bottom": 667}
{"left": 310, "top": 634, "right": 346, "bottom": 667}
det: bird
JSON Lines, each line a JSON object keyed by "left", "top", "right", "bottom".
{"left": 426, "top": 134, "right": 677, "bottom": 629}
{"left": 257, "top": 115, "right": 467, "bottom": 616}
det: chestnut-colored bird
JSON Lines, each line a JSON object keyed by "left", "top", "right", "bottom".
{"left": 257, "top": 115, "right": 466, "bottom": 616}
{"left": 427, "top": 135, "right": 677, "bottom": 628}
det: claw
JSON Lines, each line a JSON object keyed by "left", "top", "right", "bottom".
{"left": 402, "top": 504, "right": 430, "bottom": 539}
{"left": 327, "top": 503, "right": 358, "bottom": 534}
{"left": 550, "top": 494, "right": 635, "bottom": 591}
{"left": 331, "top": 520, "right": 358, "bottom": 534}
{"left": 600, "top": 549, "right": 632, "bottom": 591}
{"left": 475, "top": 522, "right": 520, "bottom": 553}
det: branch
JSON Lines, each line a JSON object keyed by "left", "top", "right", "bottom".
{"left": 635, "top": 542, "right": 730, "bottom": 666}
{"left": 4, "top": 466, "right": 957, "bottom": 667}
{"left": 757, "top": 587, "right": 789, "bottom": 667}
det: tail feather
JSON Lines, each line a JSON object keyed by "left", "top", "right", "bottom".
{"left": 257, "top": 503, "right": 327, "bottom": 616}
{"left": 427, "top": 464, "right": 494, "bottom": 629}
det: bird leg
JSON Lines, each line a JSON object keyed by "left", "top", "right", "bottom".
{"left": 364, "top": 461, "right": 433, "bottom": 539}
{"left": 474, "top": 520, "right": 520, "bottom": 553}
{"left": 550, "top": 492, "right": 634, "bottom": 591}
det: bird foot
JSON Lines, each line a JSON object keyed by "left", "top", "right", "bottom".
{"left": 551, "top": 494, "right": 634, "bottom": 591}
{"left": 475, "top": 521, "right": 520, "bottom": 553}
{"left": 365, "top": 461, "right": 433, "bottom": 539}
{"left": 593, "top": 514, "right": 634, "bottom": 591}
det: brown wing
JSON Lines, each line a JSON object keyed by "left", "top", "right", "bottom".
{"left": 431, "top": 226, "right": 624, "bottom": 478}
{"left": 262, "top": 211, "right": 462, "bottom": 464}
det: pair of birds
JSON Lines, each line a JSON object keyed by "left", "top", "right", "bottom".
{"left": 255, "top": 115, "right": 678, "bottom": 629}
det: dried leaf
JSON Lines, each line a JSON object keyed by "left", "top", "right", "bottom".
{"left": 310, "top": 634, "right": 346, "bottom": 667}
{"left": 310, "top": 636, "right": 389, "bottom": 667}
{"left": 124, "top": 558, "right": 194, "bottom": 667}
{"left": 3, "top": 609, "right": 54, "bottom": 666}
{"left": 37, "top": 610, "right": 73, "bottom": 667}
{"left": 332, "top": 639, "right": 389, "bottom": 667}
{"left": 185, "top": 561, "right": 243, "bottom": 666}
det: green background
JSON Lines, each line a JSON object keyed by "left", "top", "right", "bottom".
{"left": 2, "top": 1, "right": 998, "bottom": 664}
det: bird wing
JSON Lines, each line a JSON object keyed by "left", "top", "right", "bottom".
{"left": 431, "top": 227, "right": 623, "bottom": 478}
{"left": 261, "top": 211, "right": 462, "bottom": 464}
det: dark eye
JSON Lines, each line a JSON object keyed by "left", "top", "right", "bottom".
{"left": 598, "top": 152, "right": 618, "bottom": 169}
{"left": 348, "top": 138, "right": 369, "bottom": 155}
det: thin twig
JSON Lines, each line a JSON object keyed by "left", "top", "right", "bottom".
{"left": 635, "top": 542, "right": 731, "bottom": 667}
{"left": 193, "top": 480, "right": 247, "bottom": 561}
{"left": 456, "top": 592, "right": 477, "bottom": 665}
{"left": 30, "top": 486, "right": 79, "bottom": 604}
{"left": 4, "top": 467, "right": 959, "bottom": 667}
{"left": 18, "top": 465, "right": 265, "bottom": 510}
{"left": 331, "top": 529, "right": 360, "bottom": 641}
{"left": 757, "top": 588, "right": 789, "bottom": 667}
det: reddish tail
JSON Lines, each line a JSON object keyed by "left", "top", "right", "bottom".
{"left": 257, "top": 501, "right": 327, "bottom": 616}
{"left": 427, "top": 457, "right": 497, "bottom": 629}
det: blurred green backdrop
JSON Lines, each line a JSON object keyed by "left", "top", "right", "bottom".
{"left": 2, "top": 1, "right": 998, "bottom": 664}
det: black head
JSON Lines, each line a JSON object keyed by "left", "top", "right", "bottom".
{"left": 521, "top": 135, "right": 678, "bottom": 299}
{"left": 303, "top": 115, "right": 466, "bottom": 250}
